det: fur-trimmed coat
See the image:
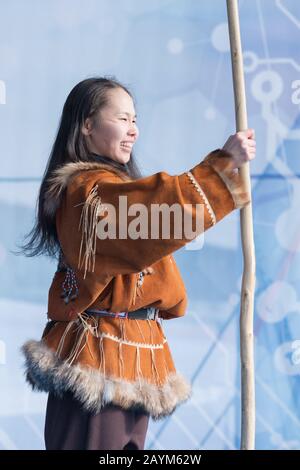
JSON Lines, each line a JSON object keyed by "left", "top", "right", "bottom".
{"left": 21, "top": 149, "right": 249, "bottom": 420}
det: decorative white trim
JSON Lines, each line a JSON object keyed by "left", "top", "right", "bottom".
{"left": 99, "top": 331, "right": 167, "bottom": 349}
{"left": 76, "top": 313, "right": 166, "bottom": 349}
{"left": 185, "top": 171, "right": 216, "bottom": 226}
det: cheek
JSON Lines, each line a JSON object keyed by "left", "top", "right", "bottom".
{"left": 97, "top": 125, "right": 120, "bottom": 146}
{"left": 112, "top": 128, "right": 125, "bottom": 146}
{"left": 92, "top": 122, "right": 125, "bottom": 148}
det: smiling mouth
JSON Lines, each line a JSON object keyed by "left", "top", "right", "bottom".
{"left": 120, "top": 143, "right": 133, "bottom": 151}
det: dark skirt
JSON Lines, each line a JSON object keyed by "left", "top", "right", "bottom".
{"left": 44, "top": 390, "right": 150, "bottom": 450}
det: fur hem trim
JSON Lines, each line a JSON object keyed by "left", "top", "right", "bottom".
{"left": 44, "top": 160, "right": 130, "bottom": 217}
{"left": 203, "top": 149, "right": 251, "bottom": 209}
{"left": 21, "top": 339, "right": 192, "bottom": 421}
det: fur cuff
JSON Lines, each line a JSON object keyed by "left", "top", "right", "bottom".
{"left": 202, "top": 149, "right": 251, "bottom": 209}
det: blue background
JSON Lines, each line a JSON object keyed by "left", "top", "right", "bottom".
{"left": 0, "top": 0, "right": 300, "bottom": 450}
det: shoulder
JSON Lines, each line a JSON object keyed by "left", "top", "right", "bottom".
{"left": 44, "top": 160, "right": 130, "bottom": 217}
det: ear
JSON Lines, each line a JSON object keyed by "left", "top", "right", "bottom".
{"left": 81, "top": 117, "right": 93, "bottom": 136}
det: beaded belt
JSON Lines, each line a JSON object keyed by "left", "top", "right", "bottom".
{"left": 84, "top": 306, "right": 160, "bottom": 321}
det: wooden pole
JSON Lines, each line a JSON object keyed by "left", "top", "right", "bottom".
{"left": 226, "top": 0, "right": 256, "bottom": 449}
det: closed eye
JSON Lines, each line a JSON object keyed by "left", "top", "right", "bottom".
{"left": 120, "top": 118, "right": 137, "bottom": 123}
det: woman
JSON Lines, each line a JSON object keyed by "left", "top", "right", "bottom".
{"left": 20, "top": 76, "right": 255, "bottom": 450}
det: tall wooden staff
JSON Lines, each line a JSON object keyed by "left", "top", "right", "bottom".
{"left": 226, "top": 0, "right": 256, "bottom": 449}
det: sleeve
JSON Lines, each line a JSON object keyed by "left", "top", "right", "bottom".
{"left": 60, "top": 148, "right": 250, "bottom": 278}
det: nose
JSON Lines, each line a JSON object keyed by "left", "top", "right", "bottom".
{"left": 128, "top": 123, "right": 139, "bottom": 140}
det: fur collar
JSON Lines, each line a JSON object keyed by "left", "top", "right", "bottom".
{"left": 44, "top": 160, "right": 131, "bottom": 217}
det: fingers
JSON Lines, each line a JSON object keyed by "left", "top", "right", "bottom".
{"left": 222, "top": 129, "right": 256, "bottom": 169}
{"left": 238, "top": 129, "right": 256, "bottom": 160}
{"left": 237, "top": 128, "right": 255, "bottom": 140}
{"left": 247, "top": 128, "right": 255, "bottom": 139}
{"left": 245, "top": 128, "right": 255, "bottom": 139}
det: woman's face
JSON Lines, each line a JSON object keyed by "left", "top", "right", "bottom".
{"left": 82, "top": 87, "right": 139, "bottom": 164}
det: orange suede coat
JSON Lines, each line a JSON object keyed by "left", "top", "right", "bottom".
{"left": 21, "top": 149, "right": 249, "bottom": 420}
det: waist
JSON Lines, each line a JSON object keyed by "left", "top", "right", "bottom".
{"left": 84, "top": 306, "right": 160, "bottom": 321}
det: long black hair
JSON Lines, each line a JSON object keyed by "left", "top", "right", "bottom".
{"left": 15, "top": 76, "right": 143, "bottom": 260}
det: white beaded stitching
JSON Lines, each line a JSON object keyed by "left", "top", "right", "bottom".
{"left": 98, "top": 331, "right": 167, "bottom": 349}
{"left": 185, "top": 171, "right": 216, "bottom": 226}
